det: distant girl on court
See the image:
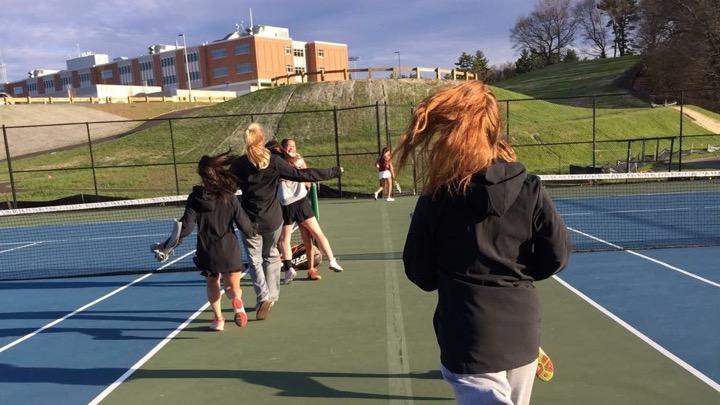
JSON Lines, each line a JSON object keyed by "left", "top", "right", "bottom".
{"left": 277, "top": 138, "right": 344, "bottom": 283}
{"left": 153, "top": 151, "right": 256, "bottom": 332}
{"left": 397, "top": 81, "right": 571, "bottom": 405}
{"left": 231, "top": 123, "right": 342, "bottom": 321}
{"left": 373, "top": 147, "right": 396, "bottom": 201}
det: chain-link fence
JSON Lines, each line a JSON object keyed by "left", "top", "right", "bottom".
{"left": 2, "top": 89, "right": 719, "bottom": 207}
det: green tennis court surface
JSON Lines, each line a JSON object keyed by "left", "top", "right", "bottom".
{"left": 97, "top": 197, "right": 718, "bottom": 404}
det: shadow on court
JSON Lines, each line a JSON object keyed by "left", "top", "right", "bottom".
{"left": 128, "top": 368, "right": 451, "bottom": 401}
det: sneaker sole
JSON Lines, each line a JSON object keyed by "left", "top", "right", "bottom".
{"left": 329, "top": 265, "right": 343, "bottom": 273}
{"left": 234, "top": 312, "right": 248, "bottom": 327}
{"left": 256, "top": 300, "right": 272, "bottom": 320}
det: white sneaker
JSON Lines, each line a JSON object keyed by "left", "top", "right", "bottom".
{"left": 328, "top": 259, "right": 344, "bottom": 272}
{"left": 210, "top": 318, "right": 225, "bottom": 331}
{"left": 282, "top": 267, "right": 297, "bottom": 284}
{"left": 373, "top": 191, "right": 379, "bottom": 200}
{"left": 386, "top": 197, "right": 395, "bottom": 202}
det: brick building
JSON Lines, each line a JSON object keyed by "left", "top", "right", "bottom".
{"left": 2, "top": 25, "right": 348, "bottom": 98}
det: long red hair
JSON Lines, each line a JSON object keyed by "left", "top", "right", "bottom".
{"left": 394, "top": 81, "right": 515, "bottom": 196}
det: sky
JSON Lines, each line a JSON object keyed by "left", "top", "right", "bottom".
{"left": 0, "top": 0, "right": 537, "bottom": 82}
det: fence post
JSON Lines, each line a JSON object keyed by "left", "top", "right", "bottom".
{"left": 505, "top": 100, "right": 510, "bottom": 140}
{"left": 250, "top": 114, "right": 255, "bottom": 123}
{"left": 2, "top": 125, "right": 18, "bottom": 208}
{"left": 168, "top": 119, "right": 181, "bottom": 195}
{"left": 626, "top": 140, "right": 632, "bottom": 173}
{"left": 333, "top": 107, "right": 342, "bottom": 198}
{"left": 85, "top": 122, "right": 99, "bottom": 197}
{"left": 592, "top": 96, "right": 597, "bottom": 168}
{"left": 668, "top": 137, "right": 675, "bottom": 172}
{"left": 383, "top": 101, "right": 390, "bottom": 147}
{"left": 411, "top": 107, "right": 417, "bottom": 195}
{"left": 375, "top": 101, "right": 382, "bottom": 155}
{"left": 678, "top": 90, "right": 684, "bottom": 171}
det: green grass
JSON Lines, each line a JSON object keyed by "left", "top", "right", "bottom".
{"left": 3, "top": 58, "right": 720, "bottom": 202}
{"left": 495, "top": 55, "right": 641, "bottom": 101}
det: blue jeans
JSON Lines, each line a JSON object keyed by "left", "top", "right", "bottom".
{"left": 440, "top": 361, "right": 535, "bottom": 405}
{"left": 245, "top": 226, "right": 282, "bottom": 305}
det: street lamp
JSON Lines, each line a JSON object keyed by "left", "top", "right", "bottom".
{"left": 178, "top": 33, "right": 192, "bottom": 101}
{"left": 394, "top": 51, "right": 401, "bottom": 79}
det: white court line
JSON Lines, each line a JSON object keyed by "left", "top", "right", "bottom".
{"left": 380, "top": 205, "right": 414, "bottom": 404}
{"left": 568, "top": 227, "right": 720, "bottom": 289}
{"left": 0, "top": 249, "right": 196, "bottom": 354}
{"left": 0, "top": 232, "right": 196, "bottom": 246}
{"left": 89, "top": 300, "right": 210, "bottom": 405}
{"left": 554, "top": 275, "right": 720, "bottom": 392}
{"left": 0, "top": 242, "right": 42, "bottom": 254}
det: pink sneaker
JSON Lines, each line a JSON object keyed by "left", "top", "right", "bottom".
{"left": 210, "top": 318, "right": 225, "bottom": 331}
{"left": 232, "top": 297, "right": 248, "bottom": 327}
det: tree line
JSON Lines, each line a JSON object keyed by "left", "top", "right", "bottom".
{"left": 456, "top": 0, "right": 720, "bottom": 95}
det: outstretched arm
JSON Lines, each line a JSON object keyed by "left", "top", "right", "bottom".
{"left": 276, "top": 155, "right": 342, "bottom": 182}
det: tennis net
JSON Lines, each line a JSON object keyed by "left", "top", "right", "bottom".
{"left": 540, "top": 171, "right": 720, "bottom": 252}
{"left": 0, "top": 195, "right": 251, "bottom": 280}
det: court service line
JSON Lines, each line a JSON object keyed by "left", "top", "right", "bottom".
{"left": 568, "top": 227, "right": 720, "bottom": 289}
{"left": 0, "top": 249, "right": 196, "bottom": 354}
{"left": 89, "top": 300, "right": 210, "bottom": 405}
{"left": 0, "top": 242, "right": 42, "bottom": 254}
{"left": 554, "top": 276, "right": 720, "bottom": 392}
{"left": 380, "top": 205, "right": 414, "bottom": 404}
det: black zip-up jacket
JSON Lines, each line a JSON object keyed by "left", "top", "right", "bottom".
{"left": 231, "top": 153, "right": 341, "bottom": 232}
{"left": 404, "top": 161, "right": 571, "bottom": 374}
{"left": 178, "top": 186, "right": 255, "bottom": 273}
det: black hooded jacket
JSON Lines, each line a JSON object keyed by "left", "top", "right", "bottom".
{"left": 404, "top": 161, "right": 571, "bottom": 374}
{"left": 178, "top": 186, "right": 255, "bottom": 274}
{"left": 231, "top": 153, "right": 341, "bottom": 233}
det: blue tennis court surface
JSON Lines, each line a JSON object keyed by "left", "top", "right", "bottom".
{"left": 1, "top": 184, "right": 719, "bottom": 403}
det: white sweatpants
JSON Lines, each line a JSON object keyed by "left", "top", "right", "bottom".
{"left": 440, "top": 360, "right": 536, "bottom": 405}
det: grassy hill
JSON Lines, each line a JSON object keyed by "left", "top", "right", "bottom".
{"left": 2, "top": 57, "right": 718, "bottom": 202}
{"left": 495, "top": 55, "right": 642, "bottom": 99}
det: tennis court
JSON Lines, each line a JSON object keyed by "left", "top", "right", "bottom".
{"left": 1, "top": 172, "right": 719, "bottom": 404}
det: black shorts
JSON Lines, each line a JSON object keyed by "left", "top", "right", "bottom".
{"left": 282, "top": 197, "right": 315, "bottom": 225}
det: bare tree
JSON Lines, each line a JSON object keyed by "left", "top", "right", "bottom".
{"left": 574, "top": 0, "right": 612, "bottom": 58}
{"left": 510, "top": 0, "right": 578, "bottom": 65}
{"left": 598, "top": 0, "right": 639, "bottom": 56}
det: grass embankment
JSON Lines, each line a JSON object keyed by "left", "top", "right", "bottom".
{"left": 2, "top": 57, "right": 718, "bottom": 202}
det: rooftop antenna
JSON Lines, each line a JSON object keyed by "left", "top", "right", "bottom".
{"left": 76, "top": 43, "right": 81, "bottom": 57}
{"left": 249, "top": 8, "right": 254, "bottom": 31}
{"left": 239, "top": 20, "right": 246, "bottom": 33}
{"left": 0, "top": 49, "right": 7, "bottom": 83}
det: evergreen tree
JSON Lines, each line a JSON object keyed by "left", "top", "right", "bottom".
{"left": 563, "top": 49, "right": 580, "bottom": 63}
{"left": 515, "top": 49, "right": 544, "bottom": 74}
{"left": 472, "top": 50, "right": 490, "bottom": 79}
{"left": 455, "top": 52, "right": 474, "bottom": 70}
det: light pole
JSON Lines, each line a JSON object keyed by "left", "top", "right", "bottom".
{"left": 394, "top": 51, "right": 401, "bottom": 79}
{"left": 178, "top": 33, "right": 192, "bottom": 101}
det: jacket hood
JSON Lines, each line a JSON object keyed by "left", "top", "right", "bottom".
{"left": 468, "top": 161, "right": 527, "bottom": 219}
{"left": 189, "top": 185, "right": 217, "bottom": 212}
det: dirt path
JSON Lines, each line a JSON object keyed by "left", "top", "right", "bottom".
{"left": 673, "top": 106, "right": 720, "bottom": 133}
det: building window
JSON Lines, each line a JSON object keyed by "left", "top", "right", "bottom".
{"left": 140, "top": 61, "right": 153, "bottom": 71}
{"left": 163, "top": 75, "right": 177, "bottom": 85}
{"left": 144, "top": 78, "right": 154, "bottom": 86}
{"left": 293, "top": 48, "right": 304, "bottom": 57}
{"left": 187, "top": 52, "right": 199, "bottom": 63}
{"left": 294, "top": 66, "right": 305, "bottom": 75}
{"left": 213, "top": 67, "right": 228, "bottom": 78}
{"left": 160, "top": 57, "right": 175, "bottom": 67}
{"left": 79, "top": 73, "right": 92, "bottom": 87}
{"left": 44, "top": 79, "right": 54, "bottom": 90}
{"left": 236, "top": 63, "right": 252, "bottom": 74}
{"left": 235, "top": 43, "right": 250, "bottom": 55}
{"left": 211, "top": 48, "right": 227, "bottom": 59}
{"left": 119, "top": 65, "right": 132, "bottom": 74}
{"left": 286, "top": 65, "right": 293, "bottom": 73}
{"left": 284, "top": 46, "right": 292, "bottom": 55}
{"left": 189, "top": 71, "right": 201, "bottom": 81}
{"left": 101, "top": 69, "right": 113, "bottom": 79}
{"left": 61, "top": 77, "right": 71, "bottom": 87}
{"left": 14, "top": 86, "right": 23, "bottom": 95}
{"left": 318, "top": 49, "right": 325, "bottom": 58}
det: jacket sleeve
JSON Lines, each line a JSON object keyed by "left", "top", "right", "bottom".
{"left": 276, "top": 155, "right": 341, "bottom": 182}
{"left": 232, "top": 198, "right": 256, "bottom": 237}
{"left": 529, "top": 186, "right": 571, "bottom": 280}
{"left": 177, "top": 196, "right": 197, "bottom": 243}
{"left": 403, "top": 196, "right": 438, "bottom": 291}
